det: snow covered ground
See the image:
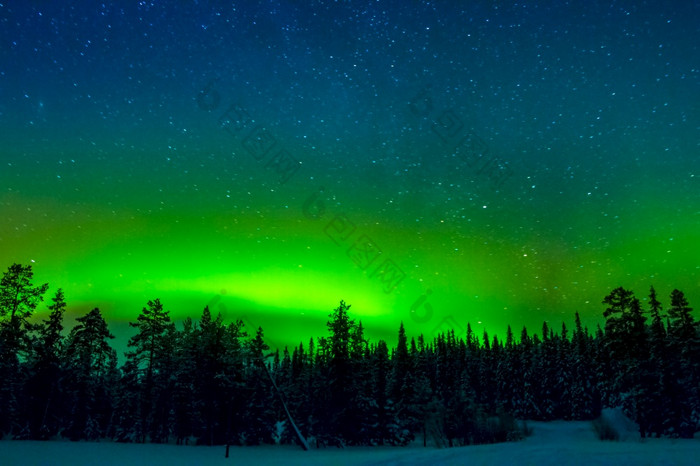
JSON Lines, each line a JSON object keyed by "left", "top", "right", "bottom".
{"left": 1, "top": 420, "right": 698, "bottom": 466}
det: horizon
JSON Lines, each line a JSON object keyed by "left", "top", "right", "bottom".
{"left": 15, "top": 261, "right": 694, "bottom": 358}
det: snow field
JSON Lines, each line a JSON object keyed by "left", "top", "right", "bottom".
{"left": 1, "top": 420, "right": 698, "bottom": 466}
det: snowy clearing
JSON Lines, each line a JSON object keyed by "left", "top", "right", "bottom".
{"left": 1, "top": 420, "right": 698, "bottom": 466}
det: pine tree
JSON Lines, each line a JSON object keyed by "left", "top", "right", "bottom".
{"left": 244, "top": 326, "right": 275, "bottom": 445}
{"left": 602, "top": 288, "right": 651, "bottom": 435}
{"left": 645, "top": 287, "right": 668, "bottom": 436}
{"left": 63, "top": 308, "right": 117, "bottom": 440}
{"left": 648, "top": 287, "right": 666, "bottom": 349}
{"left": 0, "top": 263, "right": 49, "bottom": 435}
{"left": 194, "top": 307, "right": 240, "bottom": 445}
{"left": 389, "top": 322, "right": 410, "bottom": 405}
{"left": 113, "top": 357, "right": 142, "bottom": 442}
{"left": 603, "top": 287, "right": 647, "bottom": 361}
{"left": 125, "top": 299, "right": 176, "bottom": 442}
{"left": 666, "top": 289, "right": 699, "bottom": 437}
{"left": 171, "top": 317, "right": 199, "bottom": 445}
{"left": 401, "top": 333, "right": 433, "bottom": 446}
{"left": 348, "top": 322, "right": 372, "bottom": 445}
{"left": 325, "top": 300, "right": 356, "bottom": 444}
{"left": 667, "top": 290, "right": 698, "bottom": 357}
{"left": 284, "top": 342, "right": 309, "bottom": 443}
{"left": 531, "top": 322, "right": 555, "bottom": 420}
{"left": 223, "top": 319, "right": 248, "bottom": 444}
{"left": 516, "top": 326, "right": 536, "bottom": 419}
{"left": 309, "top": 336, "right": 333, "bottom": 445}
{"left": 0, "top": 264, "right": 49, "bottom": 353}
{"left": 496, "top": 325, "right": 518, "bottom": 415}
{"left": 368, "top": 340, "right": 392, "bottom": 445}
{"left": 568, "top": 312, "right": 596, "bottom": 420}
{"left": 25, "top": 289, "right": 67, "bottom": 439}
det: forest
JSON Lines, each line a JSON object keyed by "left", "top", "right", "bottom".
{"left": 0, "top": 263, "right": 698, "bottom": 448}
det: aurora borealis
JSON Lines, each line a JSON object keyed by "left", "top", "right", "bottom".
{"left": 1, "top": 1, "right": 698, "bottom": 351}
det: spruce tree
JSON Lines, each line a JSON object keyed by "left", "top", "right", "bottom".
{"left": 516, "top": 326, "right": 536, "bottom": 419}
{"left": 646, "top": 287, "right": 668, "bottom": 436}
{"left": 244, "top": 326, "right": 275, "bottom": 445}
{"left": 666, "top": 289, "right": 699, "bottom": 437}
{"left": 569, "top": 312, "right": 596, "bottom": 419}
{"left": 325, "top": 300, "right": 356, "bottom": 444}
{"left": 389, "top": 322, "right": 410, "bottom": 412}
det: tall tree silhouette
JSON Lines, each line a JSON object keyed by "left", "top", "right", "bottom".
{"left": 63, "top": 308, "right": 117, "bottom": 440}
{"left": 666, "top": 289, "right": 699, "bottom": 437}
{"left": 195, "top": 307, "right": 236, "bottom": 445}
{"left": 325, "top": 300, "right": 356, "bottom": 444}
{"left": 0, "top": 263, "right": 49, "bottom": 436}
{"left": 389, "top": 322, "right": 410, "bottom": 407}
{"left": 245, "top": 326, "right": 274, "bottom": 445}
{"left": 25, "top": 289, "right": 67, "bottom": 439}
{"left": 602, "top": 287, "right": 650, "bottom": 435}
{"left": 125, "top": 298, "right": 176, "bottom": 442}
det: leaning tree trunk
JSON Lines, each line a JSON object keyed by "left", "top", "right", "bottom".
{"left": 225, "top": 357, "right": 309, "bottom": 459}
{"left": 261, "top": 359, "right": 310, "bottom": 451}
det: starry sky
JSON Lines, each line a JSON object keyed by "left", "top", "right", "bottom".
{"left": 1, "top": 1, "right": 698, "bottom": 351}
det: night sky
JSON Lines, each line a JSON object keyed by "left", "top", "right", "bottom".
{"left": 1, "top": 1, "right": 698, "bottom": 351}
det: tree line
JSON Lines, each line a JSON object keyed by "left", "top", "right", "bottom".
{"left": 0, "top": 263, "right": 698, "bottom": 447}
